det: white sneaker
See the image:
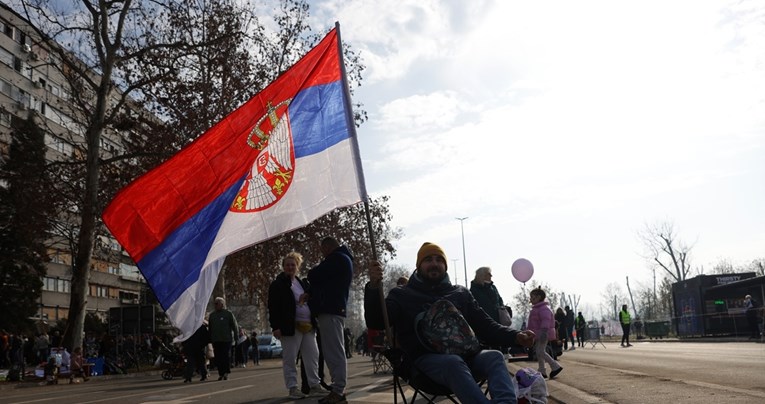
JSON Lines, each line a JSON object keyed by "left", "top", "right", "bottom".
{"left": 288, "top": 387, "right": 306, "bottom": 399}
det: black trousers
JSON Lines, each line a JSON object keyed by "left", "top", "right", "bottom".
{"left": 184, "top": 348, "right": 207, "bottom": 380}
{"left": 212, "top": 342, "right": 231, "bottom": 376}
{"left": 621, "top": 323, "right": 630, "bottom": 345}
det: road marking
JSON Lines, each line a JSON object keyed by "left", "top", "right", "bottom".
{"left": 73, "top": 384, "right": 254, "bottom": 403}
{"left": 138, "top": 385, "right": 253, "bottom": 404}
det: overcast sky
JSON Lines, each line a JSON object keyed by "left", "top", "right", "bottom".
{"left": 305, "top": 0, "right": 765, "bottom": 316}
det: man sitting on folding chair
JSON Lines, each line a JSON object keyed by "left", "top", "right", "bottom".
{"left": 365, "top": 242, "right": 536, "bottom": 403}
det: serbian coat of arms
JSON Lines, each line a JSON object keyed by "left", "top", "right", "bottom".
{"left": 230, "top": 99, "right": 295, "bottom": 213}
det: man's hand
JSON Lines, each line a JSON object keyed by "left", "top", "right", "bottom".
{"left": 369, "top": 261, "right": 383, "bottom": 286}
{"left": 515, "top": 330, "right": 535, "bottom": 348}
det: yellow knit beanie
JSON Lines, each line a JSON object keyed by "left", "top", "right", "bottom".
{"left": 416, "top": 242, "right": 447, "bottom": 268}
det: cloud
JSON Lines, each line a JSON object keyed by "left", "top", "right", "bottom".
{"left": 317, "top": 0, "right": 765, "bottom": 310}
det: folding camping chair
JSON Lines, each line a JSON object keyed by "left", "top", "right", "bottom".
{"left": 384, "top": 348, "right": 489, "bottom": 404}
{"left": 367, "top": 329, "right": 391, "bottom": 374}
{"left": 586, "top": 326, "right": 607, "bottom": 349}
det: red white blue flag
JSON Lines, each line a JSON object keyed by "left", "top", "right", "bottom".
{"left": 103, "top": 27, "right": 366, "bottom": 340}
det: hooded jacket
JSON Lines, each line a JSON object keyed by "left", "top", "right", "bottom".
{"left": 307, "top": 245, "right": 353, "bottom": 317}
{"left": 527, "top": 301, "right": 557, "bottom": 341}
{"left": 365, "top": 272, "right": 520, "bottom": 362}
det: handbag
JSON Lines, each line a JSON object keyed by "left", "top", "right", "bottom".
{"left": 415, "top": 299, "right": 481, "bottom": 356}
{"left": 498, "top": 306, "right": 513, "bottom": 326}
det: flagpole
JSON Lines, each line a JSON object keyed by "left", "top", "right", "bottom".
{"left": 334, "top": 22, "right": 392, "bottom": 343}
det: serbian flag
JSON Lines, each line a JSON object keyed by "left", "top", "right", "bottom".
{"left": 102, "top": 26, "right": 366, "bottom": 341}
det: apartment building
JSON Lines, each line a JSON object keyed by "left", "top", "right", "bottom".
{"left": 0, "top": 3, "right": 146, "bottom": 325}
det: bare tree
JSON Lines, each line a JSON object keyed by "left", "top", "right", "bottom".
{"left": 638, "top": 221, "right": 694, "bottom": 283}
{"left": 747, "top": 259, "right": 765, "bottom": 276}
{"left": 15, "top": 0, "right": 247, "bottom": 351}
{"left": 600, "top": 282, "right": 628, "bottom": 321}
{"left": 709, "top": 258, "right": 736, "bottom": 274}
{"left": 510, "top": 280, "right": 560, "bottom": 328}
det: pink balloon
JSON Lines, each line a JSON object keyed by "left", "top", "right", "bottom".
{"left": 511, "top": 258, "right": 534, "bottom": 283}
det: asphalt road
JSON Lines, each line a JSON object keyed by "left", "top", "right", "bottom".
{"left": 1, "top": 340, "right": 763, "bottom": 403}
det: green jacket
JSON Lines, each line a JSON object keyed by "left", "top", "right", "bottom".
{"left": 209, "top": 309, "right": 238, "bottom": 343}
{"left": 470, "top": 281, "right": 503, "bottom": 323}
{"left": 619, "top": 309, "right": 631, "bottom": 325}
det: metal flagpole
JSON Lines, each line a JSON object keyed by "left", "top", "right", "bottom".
{"left": 335, "top": 22, "right": 392, "bottom": 342}
{"left": 457, "top": 217, "right": 468, "bottom": 287}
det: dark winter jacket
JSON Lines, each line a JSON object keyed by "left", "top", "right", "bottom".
{"left": 364, "top": 272, "right": 521, "bottom": 362}
{"left": 564, "top": 308, "right": 575, "bottom": 329}
{"left": 268, "top": 272, "right": 314, "bottom": 336}
{"left": 470, "top": 280, "right": 504, "bottom": 323}
{"left": 307, "top": 245, "right": 354, "bottom": 317}
{"left": 182, "top": 324, "right": 210, "bottom": 354}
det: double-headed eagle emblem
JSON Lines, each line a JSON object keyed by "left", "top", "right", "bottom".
{"left": 230, "top": 99, "right": 295, "bottom": 212}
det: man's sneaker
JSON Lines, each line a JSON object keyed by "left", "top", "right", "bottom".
{"left": 569, "top": 346, "right": 575, "bottom": 351}
{"left": 550, "top": 367, "right": 563, "bottom": 379}
{"left": 318, "top": 391, "right": 347, "bottom": 404}
{"left": 308, "top": 384, "right": 328, "bottom": 397}
{"left": 288, "top": 387, "right": 306, "bottom": 399}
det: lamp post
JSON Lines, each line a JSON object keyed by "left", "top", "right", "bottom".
{"left": 451, "top": 258, "right": 460, "bottom": 285}
{"left": 456, "top": 217, "right": 468, "bottom": 287}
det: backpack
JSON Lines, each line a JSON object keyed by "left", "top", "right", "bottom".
{"left": 415, "top": 299, "right": 481, "bottom": 356}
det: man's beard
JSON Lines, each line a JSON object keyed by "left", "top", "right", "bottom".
{"left": 420, "top": 267, "right": 445, "bottom": 284}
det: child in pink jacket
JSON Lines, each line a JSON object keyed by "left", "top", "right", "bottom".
{"left": 527, "top": 287, "right": 563, "bottom": 378}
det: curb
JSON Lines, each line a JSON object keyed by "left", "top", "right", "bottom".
{"left": 0, "top": 369, "right": 164, "bottom": 390}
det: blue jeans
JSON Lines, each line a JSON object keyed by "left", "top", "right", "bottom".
{"left": 414, "top": 350, "right": 517, "bottom": 403}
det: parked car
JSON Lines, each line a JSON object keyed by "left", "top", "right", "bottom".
{"left": 255, "top": 334, "right": 283, "bottom": 359}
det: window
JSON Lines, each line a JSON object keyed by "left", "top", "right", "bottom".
{"left": 0, "top": 110, "right": 10, "bottom": 127}
{"left": 57, "top": 278, "right": 70, "bottom": 293}
{"left": 49, "top": 249, "right": 70, "bottom": 264}
{"left": 0, "top": 46, "right": 12, "bottom": 67}
{"left": 49, "top": 83, "right": 60, "bottom": 97}
{"left": 91, "top": 285, "right": 109, "bottom": 298}
{"left": 45, "top": 133, "right": 74, "bottom": 157}
{"left": 119, "top": 291, "right": 139, "bottom": 302}
{"left": 3, "top": 22, "right": 12, "bottom": 38}
{"left": 0, "top": 78, "right": 11, "bottom": 97}
{"left": 42, "top": 277, "right": 70, "bottom": 293}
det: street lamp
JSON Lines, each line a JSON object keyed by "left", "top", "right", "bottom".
{"left": 451, "top": 258, "right": 460, "bottom": 285}
{"left": 456, "top": 217, "right": 468, "bottom": 287}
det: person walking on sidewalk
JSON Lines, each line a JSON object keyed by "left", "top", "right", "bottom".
{"left": 208, "top": 297, "right": 238, "bottom": 380}
{"left": 619, "top": 304, "right": 632, "bottom": 347}
{"left": 564, "top": 306, "right": 576, "bottom": 351}
{"left": 575, "top": 312, "right": 587, "bottom": 347}
{"left": 527, "top": 287, "right": 563, "bottom": 379}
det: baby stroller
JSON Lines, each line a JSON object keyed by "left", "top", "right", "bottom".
{"left": 160, "top": 347, "right": 186, "bottom": 380}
